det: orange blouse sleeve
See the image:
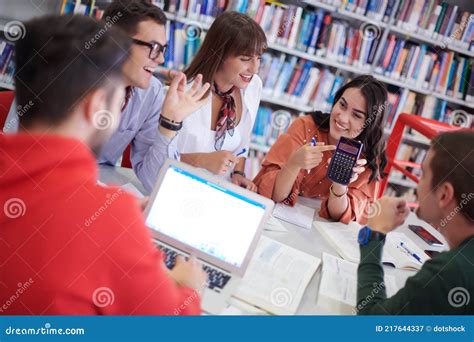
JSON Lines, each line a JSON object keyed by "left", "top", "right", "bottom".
{"left": 318, "top": 169, "right": 380, "bottom": 224}
{"left": 253, "top": 117, "right": 310, "bottom": 206}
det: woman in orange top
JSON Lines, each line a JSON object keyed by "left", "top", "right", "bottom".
{"left": 253, "top": 75, "right": 387, "bottom": 224}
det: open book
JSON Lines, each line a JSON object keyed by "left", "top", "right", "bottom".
{"left": 233, "top": 236, "right": 321, "bottom": 315}
{"left": 314, "top": 221, "right": 430, "bottom": 270}
{"left": 317, "top": 253, "right": 400, "bottom": 314}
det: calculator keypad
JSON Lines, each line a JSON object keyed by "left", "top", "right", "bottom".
{"left": 327, "top": 151, "right": 356, "bottom": 184}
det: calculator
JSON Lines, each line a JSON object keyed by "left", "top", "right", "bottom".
{"left": 327, "top": 137, "right": 363, "bottom": 185}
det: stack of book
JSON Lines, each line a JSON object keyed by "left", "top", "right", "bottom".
{"left": 0, "top": 39, "right": 15, "bottom": 88}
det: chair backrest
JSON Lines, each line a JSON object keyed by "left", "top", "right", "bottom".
{"left": 380, "top": 113, "right": 461, "bottom": 198}
{"left": 0, "top": 91, "right": 15, "bottom": 129}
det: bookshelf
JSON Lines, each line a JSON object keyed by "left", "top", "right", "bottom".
{"left": 164, "top": 6, "right": 474, "bottom": 110}
{"left": 1, "top": 0, "right": 472, "bottom": 200}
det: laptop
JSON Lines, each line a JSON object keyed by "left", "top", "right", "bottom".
{"left": 143, "top": 159, "right": 274, "bottom": 314}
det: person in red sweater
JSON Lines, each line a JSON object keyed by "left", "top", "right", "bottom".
{"left": 0, "top": 15, "right": 208, "bottom": 315}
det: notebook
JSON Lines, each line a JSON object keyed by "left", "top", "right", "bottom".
{"left": 314, "top": 221, "right": 431, "bottom": 270}
{"left": 233, "top": 236, "right": 321, "bottom": 315}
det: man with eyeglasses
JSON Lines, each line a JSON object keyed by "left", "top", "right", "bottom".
{"left": 97, "top": 0, "right": 208, "bottom": 192}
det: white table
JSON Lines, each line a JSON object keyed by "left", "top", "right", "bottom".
{"left": 98, "top": 165, "right": 421, "bottom": 315}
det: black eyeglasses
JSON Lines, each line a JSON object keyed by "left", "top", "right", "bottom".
{"left": 132, "top": 38, "right": 168, "bottom": 60}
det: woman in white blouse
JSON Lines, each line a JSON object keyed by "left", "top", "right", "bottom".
{"left": 178, "top": 11, "right": 267, "bottom": 191}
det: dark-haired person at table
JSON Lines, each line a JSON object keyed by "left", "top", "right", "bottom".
{"left": 357, "top": 130, "right": 474, "bottom": 314}
{"left": 0, "top": 15, "right": 207, "bottom": 315}
{"left": 3, "top": 0, "right": 208, "bottom": 193}
{"left": 98, "top": 0, "right": 212, "bottom": 192}
{"left": 253, "top": 75, "right": 387, "bottom": 224}
{"left": 178, "top": 12, "right": 267, "bottom": 191}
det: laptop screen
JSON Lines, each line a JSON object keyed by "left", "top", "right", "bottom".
{"left": 145, "top": 164, "right": 268, "bottom": 268}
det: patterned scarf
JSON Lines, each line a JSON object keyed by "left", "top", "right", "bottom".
{"left": 213, "top": 82, "right": 236, "bottom": 151}
{"left": 121, "top": 86, "right": 135, "bottom": 112}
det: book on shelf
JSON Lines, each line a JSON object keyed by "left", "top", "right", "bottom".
{"left": 164, "top": 0, "right": 382, "bottom": 68}
{"left": 384, "top": 89, "right": 461, "bottom": 129}
{"left": 259, "top": 52, "right": 349, "bottom": 110}
{"left": 375, "top": 35, "right": 473, "bottom": 100}
{"left": 251, "top": 106, "right": 294, "bottom": 149}
{"left": 60, "top": 0, "right": 104, "bottom": 19}
{"left": 163, "top": 21, "right": 203, "bottom": 70}
{"left": 393, "top": 0, "right": 474, "bottom": 51}
{"left": 0, "top": 39, "right": 15, "bottom": 87}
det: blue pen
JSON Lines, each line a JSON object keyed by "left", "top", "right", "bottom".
{"left": 400, "top": 242, "right": 422, "bottom": 263}
{"left": 236, "top": 148, "right": 247, "bottom": 157}
{"left": 308, "top": 137, "right": 317, "bottom": 174}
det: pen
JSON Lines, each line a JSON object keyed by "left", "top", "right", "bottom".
{"left": 307, "top": 137, "right": 317, "bottom": 174}
{"left": 236, "top": 148, "right": 247, "bottom": 157}
{"left": 400, "top": 242, "right": 422, "bottom": 263}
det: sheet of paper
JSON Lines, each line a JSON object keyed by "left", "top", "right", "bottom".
{"left": 319, "top": 253, "right": 399, "bottom": 308}
{"left": 273, "top": 202, "right": 315, "bottom": 230}
{"left": 234, "top": 236, "right": 321, "bottom": 315}
{"left": 263, "top": 215, "right": 288, "bottom": 232}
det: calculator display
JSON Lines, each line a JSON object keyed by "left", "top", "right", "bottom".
{"left": 339, "top": 142, "right": 360, "bottom": 155}
{"left": 326, "top": 137, "right": 363, "bottom": 185}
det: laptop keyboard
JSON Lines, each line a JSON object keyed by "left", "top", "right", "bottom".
{"left": 156, "top": 243, "right": 231, "bottom": 291}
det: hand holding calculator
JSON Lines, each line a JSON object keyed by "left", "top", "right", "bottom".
{"left": 327, "top": 137, "right": 364, "bottom": 185}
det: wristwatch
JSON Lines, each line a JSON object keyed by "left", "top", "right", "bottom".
{"left": 358, "top": 226, "right": 386, "bottom": 246}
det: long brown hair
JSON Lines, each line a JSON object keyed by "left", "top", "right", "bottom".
{"left": 184, "top": 11, "right": 267, "bottom": 86}
{"left": 310, "top": 75, "right": 388, "bottom": 182}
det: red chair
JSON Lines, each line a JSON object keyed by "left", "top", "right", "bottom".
{"left": 121, "top": 144, "right": 132, "bottom": 168}
{"left": 380, "top": 113, "right": 461, "bottom": 200}
{"left": 0, "top": 91, "right": 15, "bottom": 129}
